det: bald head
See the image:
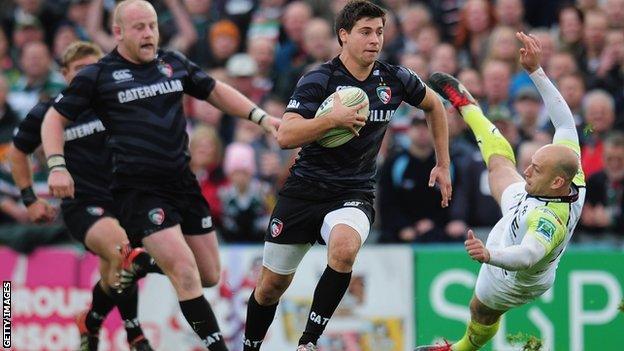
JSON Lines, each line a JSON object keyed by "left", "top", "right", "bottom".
{"left": 540, "top": 144, "right": 579, "bottom": 183}
{"left": 114, "top": 0, "right": 156, "bottom": 27}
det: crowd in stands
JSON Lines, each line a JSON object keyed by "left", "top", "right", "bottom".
{"left": 0, "top": 0, "right": 622, "bottom": 251}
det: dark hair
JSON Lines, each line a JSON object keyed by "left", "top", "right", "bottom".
{"left": 334, "top": 0, "right": 386, "bottom": 47}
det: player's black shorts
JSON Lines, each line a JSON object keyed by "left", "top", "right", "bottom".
{"left": 61, "top": 199, "right": 116, "bottom": 248}
{"left": 266, "top": 177, "right": 375, "bottom": 245}
{"left": 112, "top": 173, "right": 214, "bottom": 247}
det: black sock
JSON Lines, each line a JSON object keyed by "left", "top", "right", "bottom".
{"left": 243, "top": 290, "right": 278, "bottom": 351}
{"left": 85, "top": 281, "right": 116, "bottom": 333}
{"left": 133, "top": 251, "right": 164, "bottom": 276}
{"left": 112, "top": 285, "right": 144, "bottom": 343}
{"left": 298, "top": 266, "right": 351, "bottom": 346}
{"left": 179, "top": 295, "right": 228, "bottom": 351}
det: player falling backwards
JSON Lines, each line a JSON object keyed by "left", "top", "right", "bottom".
{"left": 416, "top": 32, "right": 586, "bottom": 351}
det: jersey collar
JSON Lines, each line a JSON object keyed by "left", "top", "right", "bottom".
{"left": 528, "top": 183, "right": 580, "bottom": 203}
{"left": 333, "top": 56, "right": 379, "bottom": 82}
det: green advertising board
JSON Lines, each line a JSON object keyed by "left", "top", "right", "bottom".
{"left": 414, "top": 248, "right": 624, "bottom": 350}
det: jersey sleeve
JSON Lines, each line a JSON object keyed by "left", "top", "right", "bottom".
{"left": 395, "top": 66, "right": 426, "bottom": 107}
{"left": 171, "top": 51, "right": 216, "bottom": 100}
{"left": 284, "top": 69, "right": 329, "bottom": 119}
{"left": 53, "top": 64, "right": 100, "bottom": 122}
{"left": 12, "top": 101, "right": 51, "bottom": 154}
{"left": 525, "top": 206, "right": 566, "bottom": 255}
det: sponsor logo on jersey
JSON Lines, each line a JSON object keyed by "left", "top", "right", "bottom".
{"left": 54, "top": 93, "right": 63, "bottom": 103}
{"left": 117, "top": 79, "right": 183, "bottom": 103}
{"left": 202, "top": 216, "right": 212, "bottom": 229}
{"left": 335, "top": 85, "right": 354, "bottom": 91}
{"left": 287, "top": 99, "right": 300, "bottom": 109}
{"left": 64, "top": 120, "right": 106, "bottom": 141}
{"left": 148, "top": 208, "right": 165, "bottom": 226}
{"left": 270, "top": 218, "right": 283, "bottom": 237}
{"left": 368, "top": 109, "right": 395, "bottom": 122}
{"left": 157, "top": 61, "right": 173, "bottom": 78}
{"left": 343, "top": 201, "right": 362, "bottom": 207}
{"left": 86, "top": 206, "right": 104, "bottom": 216}
{"left": 376, "top": 85, "right": 391, "bottom": 104}
{"left": 112, "top": 69, "right": 133, "bottom": 81}
{"left": 536, "top": 217, "right": 556, "bottom": 241}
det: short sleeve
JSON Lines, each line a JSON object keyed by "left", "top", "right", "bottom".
{"left": 171, "top": 51, "right": 216, "bottom": 100}
{"left": 53, "top": 64, "right": 100, "bottom": 122}
{"left": 396, "top": 66, "right": 426, "bottom": 107}
{"left": 284, "top": 69, "right": 329, "bottom": 119}
{"left": 525, "top": 207, "right": 566, "bottom": 255}
{"left": 13, "top": 101, "right": 51, "bottom": 154}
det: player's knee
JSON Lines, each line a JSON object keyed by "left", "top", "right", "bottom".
{"left": 200, "top": 266, "right": 221, "bottom": 287}
{"left": 170, "top": 261, "right": 201, "bottom": 293}
{"left": 328, "top": 236, "right": 360, "bottom": 270}
{"left": 256, "top": 276, "right": 290, "bottom": 304}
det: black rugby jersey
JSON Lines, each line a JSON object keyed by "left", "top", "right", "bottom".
{"left": 284, "top": 56, "right": 427, "bottom": 195}
{"left": 13, "top": 99, "right": 112, "bottom": 202}
{"left": 53, "top": 49, "right": 216, "bottom": 188}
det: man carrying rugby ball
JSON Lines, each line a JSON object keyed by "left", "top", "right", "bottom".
{"left": 243, "top": 1, "right": 452, "bottom": 350}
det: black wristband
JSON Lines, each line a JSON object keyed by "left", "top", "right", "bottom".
{"left": 20, "top": 186, "right": 37, "bottom": 207}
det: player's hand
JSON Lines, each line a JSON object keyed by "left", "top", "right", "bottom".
{"left": 429, "top": 164, "right": 452, "bottom": 208}
{"left": 465, "top": 229, "right": 490, "bottom": 263}
{"left": 516, "top": 31, "right": 542, "bottom": 74}
{"left": 329, "top": 93, "right": 368, "bottom": 137}
{"left": 27, "top": 199, "right": 57, "bottom": 223}
{"left": 260, "top": 115, "right": 281, "bottom": 139}
{"left": 48, "top": 169, "right": 75, "bottom": 199}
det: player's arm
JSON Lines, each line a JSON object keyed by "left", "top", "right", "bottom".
{"left": 10, "top": 104, "right": 58, "bottom": 222}
{"left": 418, "top": 86, "right": 452, "bottom": 207}
{"left": 41, "top": 107, "right": 75, "bottom": 199}
{"left": 207, "top": 80, "right": 280, "bottom": 137}
{"left": 277, "top": 96, "right": 368, "bottom": 149}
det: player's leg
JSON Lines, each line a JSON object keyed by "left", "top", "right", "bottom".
{"left": 243, "top": 243, "right": 309, "bottom": 351}
{"left": 451, "top": 297, "right": 505, "bottom": 351}
{"left": 297, "top": 207, "right": 370, "bottom": 348}
{"left": 429, "top": 72, "right": 523, "bottom": 205}
{"left": 84, "top": 217, "right": 151, "bottom": 349}
{"left": 184, "top": 231, "right": 221, "bottom": 287}
{"left": 141, "top": 225, "right": 228, "bottom": 351}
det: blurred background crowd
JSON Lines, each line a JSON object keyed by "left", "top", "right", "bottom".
{"left": 0, "top": 0, "right": 622, "bottom": 253}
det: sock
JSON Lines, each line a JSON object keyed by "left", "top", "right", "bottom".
{"left": 452, "top": 318, "right": 500, "bottom": 351}
{"left": 298, "top": 266, "right": 351, "bottom": 346}
{"left": 112, "top": 285, "right": 144, "bottom": 343}
{"left": 243, "top": 290, "right": 278, "bottom": 351}
{"left": 459, "top": 105, "right": 516, "bottom": 166}
{"left": 85, "top": 280, "right": 116, "bottom": 333}
{"left": 179, "top": 295, "right": 228, "bottom": 351}
{"left": 133, "top": 251, "right": 164, "bottom": 276}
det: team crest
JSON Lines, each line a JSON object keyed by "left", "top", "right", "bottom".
{"left": 86, "top": 206, "right": 104, "bottom": 216}
{"left": 148, "top": 208, "right": 165, "bottom": 226}
{"left": 376, "top": 85, "right": 391, "bottom": 104}
{"left": 157, "top": 61, "right": 173, "bottom": 78}
{"left": 270, "top": 218, "right": 284, "bottom": 238}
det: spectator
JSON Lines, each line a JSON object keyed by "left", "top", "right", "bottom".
{"left": 0, "top": 75, "right": 18, "bottom": 145}
{"left": 218, "top": 142, "right": 273, "bottom": 243}
{"left": 190, "top": 125, "right": 226, "bottom": 226}
{"left": 494, "top": 0, "right": 529, "bottom": 32}
{"left": 455, "top": 0, "right": 497, "bottom": 68}
{"left": 400, "top": 4, "right": 433, "bottom": 55}
{"left": 581, "top": 10, "right": 609, "bottom": 74}
{"left": 481, "top": 59, "right": 512, "bottom": 113}
{"left": 1, "top": 0, "right": 63, "bottom": 47}
{"left": 247, "top": 38, "right": 276, "bottom": 95}
{"left": 582, "top": 89, "right": 617, "bottom": 178}
{"left": 602, "top": 0, "right": 624, "bottom": 30}
{"left": 558, "top": 73, "right": 586, "bottom": 125}
{"left": 484, "top": 25, "right": 520, "bottom": 71}
{"left": 379, "top": 11, "right": 403, "bottom": 65}
{"left": 582, "top": 131, "right": 624, "bottom": 235}
{"left": 589, "top": 29, "right": 624, "bottom": 121}
{"left": 10, "top": 15, "right": 45, "bottom": 55}
{"left": 273, "top": 1, "right": 312, "bottom": 76}
{"left": 424, "top": 0, "right": 465, "bottom": 41}
{"left": 557, "top": 5, "right": 585, "bottom": 62}
{"left": 378, "top": 117, "right": 449, "bottom": 243}
{"left": 516, "top": 140, "right": 547, "bottom": 175}
{"left": 65, "top": 0, "right": 91, "bottom": 40}
{"left": 246, "top": 0, "right": 286, "bottom": 42}
{"left": 429, "top": 43, "right": 458, "bottom": 76}
{"left": 7, "top": 41, "right": 65, "bottom": 119}
{"left": 206, "top": 20, "right": 242, "bottom": 69}
{"left": 0, "top": 27, "right": 13, "bottom": 72}
{"left": 547, "top": 51, "right": 578, "bottom": 83}
{"left": 512, "top": 87, "right": 543, "bottom": 142}
{"left": 415, "top": 24, "right": 441, "bottom": 61}
{"left": 52, "top": 24, "right": 78, "bottom": 64}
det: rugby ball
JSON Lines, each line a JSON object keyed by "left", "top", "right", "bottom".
{"left": 315, "top": 87, "right": 369, "bottom": 148}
